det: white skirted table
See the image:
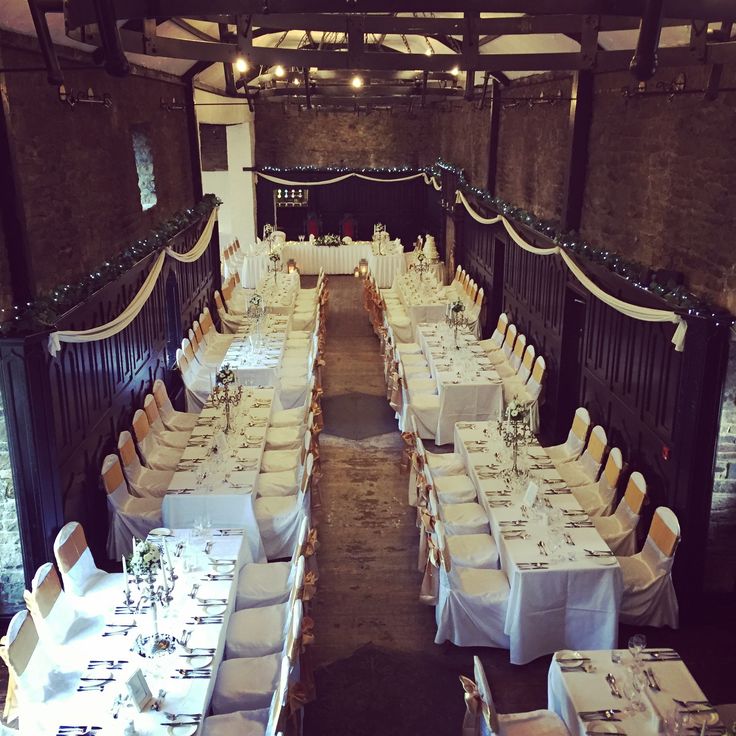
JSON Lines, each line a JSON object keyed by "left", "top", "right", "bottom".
{"left": 416, "top": 324, "right": 504, "bottom": 445}
{"left": 394, "top": 272, "right": 448, "bottom": 335}
{"left": 241, "top": 244, "right": 270, "bottom": 288}
{"left": 454, "top": 422, "right": 623, "bottom": 665}
{"left": 23, "top": 529, "right": 248, "bottom": 735}
{"left": 548, "top": 648, "right": 719, "bottom": 735}
{"left": 162, "top": 389, "right": 278, "bottom": 563}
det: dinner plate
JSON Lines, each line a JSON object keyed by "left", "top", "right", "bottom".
{"left": 149, "top": 528, "right": 173, "bottom": 537}
{"left": 582, "top": 721, "right": 623, "bottom": 734}
{"left": 686, "top": 707, "right": 720, "bottom": 726}
{"left": 555, "top": 650, "right": 586, "bottom": 667}
{"left": 592, "top": 556, "right": 618, "bottom": 566}
{"left": 210, "top": 562, "right": 235, "bottom": 574}
{"left": 168, "top": 725, "right": 198, "bottom": 736}
{"left": 202, "top": 603, "right": 227, "bottom": 617}
{"left": 186, "top": 654, "right": 214, "bottom": 669}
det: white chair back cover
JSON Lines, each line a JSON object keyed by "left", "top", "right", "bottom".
{"left": 24, "top": 563, "right": 77, "bottom": 646}
{"left": 580, "top": 425, "right": 607, "bottom": 481}
{"left": 525, "top": 356, "right": 545, "bottom": 401}
{"left": 152, "top": 379, "right": 176, "bottom": 424}
{"left": 473, "top": 656, "right": 499, "bottom": 734}
{"left": 53, "top": 522, "right": 105, "bottom": 597}
{"left": 501, "top": 324, "right": 517, "bottom": 361}
{"left": 516, "top": 345, "right": 536, "bottom": 384}
{"left": 143, "top": 394, "right": 167, "bottom": 436}
{"left": 509, "top": 334, "right": 527, "bottom": 373}
{"left": 118, "top": 430, "right": 143, "bottom": 482}
{"left": 265, "top": 656, "right": 291, "bottom": 736}
{"left": 488, "top": 313, "right": 508, "bottom": 350}
{"left": 132, "top": 409, "right": 158, "bottom": 467}
{"left": 290, "top": 516, "right": 310, "bottom": 565}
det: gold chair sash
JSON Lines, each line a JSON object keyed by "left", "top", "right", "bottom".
{"left": 571, "top": 413, "right": 590, "bottom": 442}
{"left": 102, "top": 458, "right": 125, "bottom": 494}
{"left": 587, "top": 429, "right": 607, "bottom": 463}
{"left": 25, "top": 564, "right": 62, "bottom": 619}
{"left": 459, "top": 676, "right": 482, "bottom": 736}
{"left": 302, "top": 571, "right": 319, "bottom": 602}
{"left": 603, "top": 454, "right": 621, "bottom": 488}
{"left": 56, "top": 523, "right": 88, "bottom": 573}
{"left": 650, "top": 511, "right": 679, "bottom": 556}
{"left": 624, "top": 476, "right": 647, "bottom": 515}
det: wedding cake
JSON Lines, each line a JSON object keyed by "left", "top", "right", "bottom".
{"left": 423, "top": 234, "right": 439, "bottom": 263}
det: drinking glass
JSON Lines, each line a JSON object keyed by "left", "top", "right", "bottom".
{"left": 298, "top": 234, "right": 305, "bottom": 242}
{"left": 628, "top": 634, "right": 647, "bottom": 666}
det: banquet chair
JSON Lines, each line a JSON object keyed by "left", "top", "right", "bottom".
{"left": 421, "top": 442, "right": 477, "bottom": 505}
{"left": 236, "top": 517, "right": 310, "bottom": 610}
{"left": 617, "top": 506, "right": 680, "bottom": 628}
{"left": 201, "top": 307, "right": 235, "bottom": 351}
{"left": 270, "top": 376, "right": 317, "bottom": 428}
{"left": 143, "top": 394, "right": 190, "bottom": 449}
{"left": 572, "top": 447, "right": 623, "bottom": 517}
{"left": 429, "top": 484, "right": 489, "bottom": 538}
{"left": 460, "top": 656, "right": 570, "bottom": 736}
{"left": 434, "top": 522, "right": 510, "bottom": 648}
{"left": 502, "top": 344, "right": 535, "bottom": 402}
{"left": 183, "top": 335, "right": 217, "bottom": 381}
{"left": 214, "top": 602, "right": 302, "bottom": 715}
{"left": 0, "top": 610, "right": 78, "bottom": 730}
{"left": 117, "top": 430, "right": 173, "bottom": 498}
{"left": 256, "top": 453, "right": 314, "bottom": 560}
{"left": 215, "top": 290, "right": 248, "bottom": 334}
{"left": 265, "top": 402, "right": 309, "bottom": 451}
{"left": 543, "top": 407, "right": 591, "bottom": 465}
{"left": 479, "top": 313, "right": 509, "bottom": 356}
{"left": 102, "top": 453, "right": 163, "bottom": 558}
{"left": 224, "top": 556, "right": 305, "bottom": 659}
{"left": 407, "top": 384, "right": 440, "bottom": 441}
{"left": 176, "top": 348, "right": 211, "bottom": 412}
{"left": 53, "top": 521, "right": 121, "bottom": 599}
{"left": 409, "top": 415, "right": 467, "bottom": 478}
{"left": 152, "top": 379, "right": 198, "bottom": 432}
{"left": 496, "top": 333, "right": 526, "bottom": 380}
{"left": 489, "top": 323, "right": 517, "bottom": 367}
{"left": 191, "top": 321, "right": 229, "bottom": 365}
{"left": 593, "top": 472, "right": 648, "bottom": 556}
{"left": 556, "top": 425, "right": 608, "bottom": 487}
{"left": 24, "top": 563, "right": 101, "bottom": 648}
{"left": 257, "top": 432, "right": 312, "bottom": 499}
{"left": 203, "top": 654, "right": 289, "bottom": 736}
{"left": 131, "top": 408, "right": 182, "bottom": 472}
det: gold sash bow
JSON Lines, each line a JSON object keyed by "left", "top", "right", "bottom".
{"left": 302, "top": 571, "right": 319, "bottom": 602}
{"left": 459, "top": 676, "right": 483, "bottom": 736}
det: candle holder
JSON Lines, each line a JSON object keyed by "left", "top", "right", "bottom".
{"left": 445, "top": 299, "right": 475, "bottom": 349}
{"left": 211, "top": 364, "right": 243, "bottom": 434}
{"left": 497, "top": 400, "right": 533, "bottom": 475}
{"left": 413, "top": 251, "right": 430, "bottom": 281}
{"left": 267, "top": 250, "right": 281, "bottom": 284}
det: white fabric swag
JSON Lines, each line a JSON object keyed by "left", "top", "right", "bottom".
{"left": 256, "top": 170, "right": 427, "bottom": 187}
{"left": 455, "top": 190, "right": 687, "bottom": 351}
{"left": 48, "top": 208, "right": 218, "bottom": 357}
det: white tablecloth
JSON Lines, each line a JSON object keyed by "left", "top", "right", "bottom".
{"left": 548, "top": 648, "right": 716, "bottom": 736}
{"left": 241, "top": 248, "right": 269, "bottom": 288}
{"left": 394, "top": 272, "right": 448, "bottom": 335}
{"left": 367, "top": 250, "right": 406, "bottom": 288}
{"left": 417, "top": 324, "right": 504, "bottom": 445}
{"left": 162, "top": 390, "right": 277, "bottom": 563}
{"left": 455, "top": 422, "right": 623, "bottom": 664}
{"left": 25, "top": 529, "right": 247, "bottom": 736}
{"left": 404, "top": 252, "right": 445, "bottom": 284}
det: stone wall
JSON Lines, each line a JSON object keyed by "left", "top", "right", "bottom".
{"left": 0, "top": 392, "right": 24, "bottom": 608}
{"left": 0, "top": 31, "right": 196, "bottom": 298}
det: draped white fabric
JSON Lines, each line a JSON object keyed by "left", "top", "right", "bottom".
{"left": 454, "top": 189, "right": 687, "bottom": 351}
{"left": 47, "top": 208, "right": 219, "bottom": 356}
{"left": 256, "top": 170, "right": 426, "bottom": 187}
{"left": 422, "top": 173, "right": 443, "bottom": 191}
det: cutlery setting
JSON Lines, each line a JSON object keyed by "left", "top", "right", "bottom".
{"left": 579, "top": 709, "right": 622, "bottom": 721}
{"left": 605, "top": 673, "right": 623, "bottom": 698}
{"left": 517, "top": 562, "right": 549, "bottom": 569}
{"left": 641, "top": 649, "right": 681, "bottom": 661}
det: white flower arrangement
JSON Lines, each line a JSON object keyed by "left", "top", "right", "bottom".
{"left": 450, "top": 298, "right": 465, "bottom": 314}
{"left": 128, "top": 539, "right": 161, "bottom": 577}
{"left": 505, "top": 399, "right": 529, "bottom": 422}
{"left": 416, "top": 251, "right": 426, "bottom": 263}
{"left": 315, "top": 234, "right": 341, "bottom": 247}
{"left": 216, "top": 363, "right": 236, "bottom": 386}
{"left": 249, "top": 293, "right": 262, "bottom": 308}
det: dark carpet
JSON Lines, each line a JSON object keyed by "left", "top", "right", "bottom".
{"left": 321, "top": 392, "right": 398, "bottom": 440}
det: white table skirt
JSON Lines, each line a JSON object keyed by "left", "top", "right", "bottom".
{"left": 242, "top": 252, "right": 268, "bottom": 288}
{"left": 455, "top": 423, "right": 622, "bottom": 664}
{"left": 404, "top": 253, "right": 445, "bottom": 284}
{"left": 367, "top": 251, "right": 406, "bottom": 288}
{"left": 547, "top": 648, "right": 714, "bottom": 736}
{"left": 281, "top": 242, "right": 369, "bottom": 275}
{"left": 394, "top": 272, "right": 448, "bottom": 336}
{"left": 26, "top": 530, "right": 247, "bottom": 736}
{"left": 418, "top": 325, "right": 504, "bottom": 445}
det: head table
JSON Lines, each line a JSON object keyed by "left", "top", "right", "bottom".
{"left": 454, "top": 421, "right": 623, "bottom": 665}
{"left": 21, "top": 528, "right": 248, "bottom": 735}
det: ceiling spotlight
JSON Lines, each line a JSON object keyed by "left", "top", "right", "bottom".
{"left": 274, "top": 65, "right": 285, "bottom": 78}
{"left": 351, "top": 75, "right": 363, "bottom": 89}
{"left": 450, "top": 66, "right": 460, "bottom": 76}
{"left": 235, "top": 57, "right": 248, "bottom": 73}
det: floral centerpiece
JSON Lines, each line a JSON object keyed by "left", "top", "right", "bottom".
{"left": 315, "top": 234, "right": 342, "bottom": 247}
{"left": 212, "top": 363, "right": 242, "bottom": 434}
{"left": 445, "top": 298, "right": 471, "bottom": 348}
{"left": 263, "top": 223, "right": 274, "bottom": 239}
{"left": 268, "top": 249, "right": 282, "bottom": 283}
{"left": 499, "top": 398, "right": 533, "bottom": 474}
{"left": 128, "top": 539, "right": 161, "bottom": 578}
{"left": 413, "top": 249, "right": 430, "bottom": 280}
{"left": 216, "top": 364, "right": 236, "bottom": 387}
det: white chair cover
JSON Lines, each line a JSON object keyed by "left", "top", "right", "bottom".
{"left": 152, "top": 379, "right": 198, "bottom": 432}
{"left": 544, "top": 407, "right": 590, "bottom": 465}
{"left": 118, "top": 431, "right": 173, "bottom": 498}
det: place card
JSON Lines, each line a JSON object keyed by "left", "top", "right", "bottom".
{"left": 523, "top": 481, "right": 539, "bottom": 506}
{"left": 125, "top": 669, "right": 154, "bottom": 712}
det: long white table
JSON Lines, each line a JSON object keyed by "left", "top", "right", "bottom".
{"left": 548, "top": 648, "right": 720, "bottom": 735}
{"left": 416, "top": 324, "right": 504, "bottom": 445}
{"left": 394, "top": 271, "right": 448, "bottom": 334}
{"left": 162, "top": 389, "right": 277, "bottom": 563}
{"left": 28, "top": 529, "right": 247, "bottom": 736}
{"left": 454, "top": 421, "right": 623, "bottom": 665}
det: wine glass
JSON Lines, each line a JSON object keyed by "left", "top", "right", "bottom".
{"left": 298, "top": 234, "right": 305, "bottom": 242}
{"left": 628, "top": 634, "right": 647, "bottom": 666}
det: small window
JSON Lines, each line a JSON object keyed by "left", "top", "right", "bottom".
{"left": 199, "top": 124, "right": 228, "bottom": 171}
{"left": 131, "top": 124, "right": 157, "bottom": 211}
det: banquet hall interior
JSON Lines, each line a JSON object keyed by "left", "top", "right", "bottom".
{"left": 0, "top": 1, "right": 736, "bottom": 735}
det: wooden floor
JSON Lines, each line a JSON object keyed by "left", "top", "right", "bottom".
{"left": 303, "top": 275, "right": 736, "bottom": 735}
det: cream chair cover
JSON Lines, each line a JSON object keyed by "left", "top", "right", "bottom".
{"left": 572, "top": 447, "right": 622, "bottom": 517}
{"left": 478, "top": 313, "right": 508, "bottom": 356}
{"left": 152, "top": 378, "right": 198, "bottom": 432}
{"left": 496, "top": 334, "right": 526, "bottom": 380}
{"left": 490, "top": 323, "right": 517, "bottom": 367}
{"left": 132, "top": 409, "right": 182, "bottom": 471}
{"left": 102, "top": 454, "right": 163, "bottom": 557}
{"left": 592, "top": 472, "right": 647, "bottom": 556}
{"left": 544, "top": 407, "right": 590, "bottom": 465}
{"left": 117, "top": 430, "right": 173, "bottom": 498}
{"left": 53, "top": 522, "right": 121, "bottom": 600}
{"left": 502, "top": 345, "right": 535, "bottom": 403}
{"left": 430, "top": 485, "right": 489, "bottom": 538}
{"left": 556, "top": 425, "right": 607, "bottom": 487}
{"left": 176, "top": 348, "right": 210, "bottom": 412}
{"left": 434, "top": 522, "right": 510, "bottom": 649}
{"left": 617, "top": 506, "right": 680, "bottom": 628}
{"left": 143, "top": 394, "right": 190, "bottom": 448}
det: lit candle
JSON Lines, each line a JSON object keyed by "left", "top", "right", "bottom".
{"left": 122, "top": 555, "right": 129, "bottom": 600}
{"left": 164, "top": 538, "right": 173, "bottom": 572}
{"left": 160, "top": 555, "right": 169, "bottom": 595}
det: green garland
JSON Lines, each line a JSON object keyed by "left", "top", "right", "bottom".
{"left": 426, "top": 159, "right": 730, "bottom": 321}
{"left": 0, "top": 194, "right": 222, "bottom": 336}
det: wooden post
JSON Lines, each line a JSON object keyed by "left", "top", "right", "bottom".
{"left": 486, "top": 79, "right": 501, "bottom": 195}
{"left": 561, "top": 69, "right": 594, "bottom": 233}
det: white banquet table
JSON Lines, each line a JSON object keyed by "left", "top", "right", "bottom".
{"left": 162, "top": 389, "right": 277, "bottom": 563}
{"left": 454, "top": 421, "right": 623, "bottom": 664}
{"left": 416, "top": 324, "right": 504, "bottom": 445}
{"left": 548, "top": 648, "right": 720, "bottom": 736}
{"left": 29, "top": 529, "right": 246, "bottom": 736}
{"left": 394, "top": 272, "right": 448, "bottom": 335}
{"left": 241, "top": 245, "right": 269, "bottom": 288}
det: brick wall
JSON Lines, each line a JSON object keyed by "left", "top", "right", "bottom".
{"left": 581, "top": 66, "right": 736, "bottom": 314}
{"left": 495, "top": 73, "right": 573, "bottom": 222}
{"left": 0, "top": 31, "right": 196, "bottom": 297}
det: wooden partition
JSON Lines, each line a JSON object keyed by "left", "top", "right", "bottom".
{"left": 255, "top": 170, "right": 431, "bottom": 247}
{"left": 449, "top": 183, "right": 730, "bottom": 608}
{"left": 0, "top": 213, "right": 220, "bottom": 579}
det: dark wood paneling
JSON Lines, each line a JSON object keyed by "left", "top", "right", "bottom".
{"left": 0, "top": 213, "right": 219, "bottom": 573}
